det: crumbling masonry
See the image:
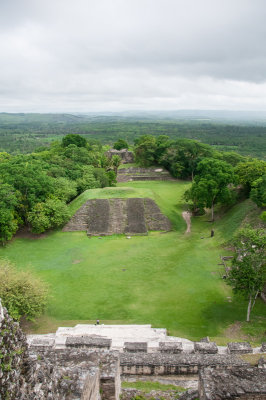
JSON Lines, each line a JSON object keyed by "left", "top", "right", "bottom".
{"left": 1, "top": 300, "right": 266, "bottom": 400}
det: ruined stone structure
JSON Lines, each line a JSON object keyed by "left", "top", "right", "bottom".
{"left": 63, "top": 197, "right": 171, "bottom": 235}
{"left": 106, "top": 149, "right": 134, "bottom": 164}
{"left": 1, "top": 301, "right": 266, "bottom": 399}
{"left": 199, "top": 366, "right": 266, "bottom": 399}
{"left": 117, "top": 166, "right": 176, "bottom": 182}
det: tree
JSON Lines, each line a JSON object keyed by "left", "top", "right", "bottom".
{"left": 227, "top": 227, "right": 266, "bottom": 322}
{"left": 0, "top": 260, "right": 48, "bottom": 320}
{"left": 62, "top": 134, "right": 87, "bottom": 148}
{"left": 0, "top": 183, "right": 21, "bottom": 244}
{"left": 184, "top": 158, "right": 235, "bottom": 221}
{"left": 28, "top": 199, "right": 70, "bottom": 233}
{"left": 235, "top": 159, "right": 266, "bottom": 194}
{"left": 250, "top": 174, "right": 266, "bottom": 208}
{"left": 76, "top": 166, "right": 100, "bottom": 193}
{"left": 53, "top": 177, "right": 77, "bottom": 202}
{"left": 134, "top": 135, "right": 157, "bottom": 166}
{"left": 113, "top": 139, "right": 129, "bottom": 150}
{"left": 111, "top": 155, "right": 122, "bottom": 175}
{"left": 159, "top": 139, "right": 214, "bottom": 179}
{"left": 0, "top": 157, "right": 55, "bottom": 212}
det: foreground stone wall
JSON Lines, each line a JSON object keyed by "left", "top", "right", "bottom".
{"left": 120, "top": 353, "right": 248, "bottom": 376}
{"left": 1, "top": 301, "right": 266, "bottom": 399}
{"left": 0, "top": 300, "right": 29, "bottom": 399}
{"left": 0, "top": 300, "right": 120, "bottom": 400}
{"left": 199, "top": 366, "right": 266, "bottom": 400}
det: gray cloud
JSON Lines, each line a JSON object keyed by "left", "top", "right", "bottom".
{"left": 0, "top": 0, "right": 266, "bottom": 111}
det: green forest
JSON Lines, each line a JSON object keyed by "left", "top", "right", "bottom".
{"left": 0, "top": 113, "right": 265, "bottom": 159}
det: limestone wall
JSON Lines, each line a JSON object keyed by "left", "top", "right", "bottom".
{"left": 0, "top": 300, "right": 103, "bottom": 400}
{"left": 0, "top": 300, "right": 29, "bottom": 399}
{"left": 120, "top": 353, "right": 247, "bottom": 376}
{"left": 199, "top": 366, "right": 266, "bottom": 400}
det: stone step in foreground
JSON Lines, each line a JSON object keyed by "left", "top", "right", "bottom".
{"left": 27, "top": 324, "right": 265, "bottom": 355}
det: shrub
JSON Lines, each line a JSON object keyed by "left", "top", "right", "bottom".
{"left": 0, "top": 260, "right": 49, "bottom": 320}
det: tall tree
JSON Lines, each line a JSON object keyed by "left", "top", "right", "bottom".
{"left": 62, "top": 134, "right": 87, "bottom": 148}
{"left": 227, "top": 227, "right": 266, "bottom": 322}
{"left": 184, "top": 158, "right": 235, "bottom": 221}
{"left": 113, "top": 139, "right": 129, "bottom": 150}
{"left": 0, "top": 183, "right": 20, "bottom": 244}
{"left": 134, "top": 135, "right": 157, "bottom": 166}
{"left": 250, "top": 174, "right": 266, "bottom": 208}
{"left": 235, "top": 159, "right": 266, "bottom": 194}
{"left": 111, "top": 155, "right": 122, "bottom": 175}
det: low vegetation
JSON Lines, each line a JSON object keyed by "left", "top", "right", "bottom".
{"left": 121, "top": 380, "right": 185, "bottom": 393}
{"left": 0, "top": 259, "right": 48, "bottom": 321}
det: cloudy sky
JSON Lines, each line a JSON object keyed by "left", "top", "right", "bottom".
{"left": 0, "top": 0, "right": 266, "bottom": 112}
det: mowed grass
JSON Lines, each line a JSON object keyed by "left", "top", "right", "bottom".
{"left": 0, "top": 181, "right": 265, "bottom": 341}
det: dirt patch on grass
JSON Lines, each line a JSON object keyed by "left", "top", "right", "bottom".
{"left": 72, "top": 259, "right": 82, "bottom": 264}
{"left": 182, "top": 211, "right": 191, "bottom": 233}
{"left": 14, "top": 227, "right": 47, "bottom": 240}
{"left": 223, "top": 321, "right": 254, "bottom": 341}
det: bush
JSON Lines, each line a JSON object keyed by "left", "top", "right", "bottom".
{"left": 0, "top": 260, "right": 49, "bottom": 320}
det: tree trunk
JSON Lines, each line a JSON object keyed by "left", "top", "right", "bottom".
{"left": 246, "top": 295, "right": 252, "bottom": 322}
{"left": 252, "top": 290, "right": 259, "bottom": 309}
{"left": 211, "top": 201, "right": 214, "bottom": 222}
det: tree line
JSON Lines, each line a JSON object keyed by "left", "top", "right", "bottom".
{"left": 0, "top": 134, "right": 122, "bottom": 243}
{"left": 134, "top": 135, "right": 266, "bottom": 221}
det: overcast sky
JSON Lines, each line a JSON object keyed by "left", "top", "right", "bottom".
{"left": 0, "top": 0, "right": 266, "bottom": 112}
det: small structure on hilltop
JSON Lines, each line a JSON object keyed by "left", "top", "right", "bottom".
{"left": 106, "top": 149, "right": 134, "bottom": 164}
{"left": 117, "top": 166, "right": 176, "bottom": 182}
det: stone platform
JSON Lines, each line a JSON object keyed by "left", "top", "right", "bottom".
{"left": 27, "top": 324, "right": 264, "bottom": 356}
{"left": 117, "top": 167, "right": 176, "bottom": 182}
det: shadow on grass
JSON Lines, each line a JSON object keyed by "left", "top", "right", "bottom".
{"left": 201, "top": 295, "right": 266, "bottom": 341}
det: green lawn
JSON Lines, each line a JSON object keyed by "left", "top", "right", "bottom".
{"left": 0, "top": 181, "right": 265, "bottom": 342}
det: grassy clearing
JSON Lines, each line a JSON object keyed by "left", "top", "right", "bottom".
{"left": 118, "top": 163, "right": 139, "bottom": 169}
{"left": 121, "top": 380, "right": 185, "bottom": 393}
{"left": 1, "top": 181, "right": 265, "bottom": 342}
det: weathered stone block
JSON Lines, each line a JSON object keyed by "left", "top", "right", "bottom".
{"left": 30, "top": 338, "right": 55, "bottom": 351}
{"left": 194, "top": 342, "right": 218, "bottom": 354}
{"left": 65, "top": 336, "right": 112, "bottom": 349}
{"left": 227, "top": 342, "right": 253, "bottom": 354}
{"left": 261, "top": 343, "right": 266, "bottom": 353}
{"left": 159, "top": 341, "right": 183, "bottom": 353}
{"left": 199, "top": 366, "right": 266, "bottom": 400}
{"left": 124, "top": 342, "right": 148, "bottom": 353}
